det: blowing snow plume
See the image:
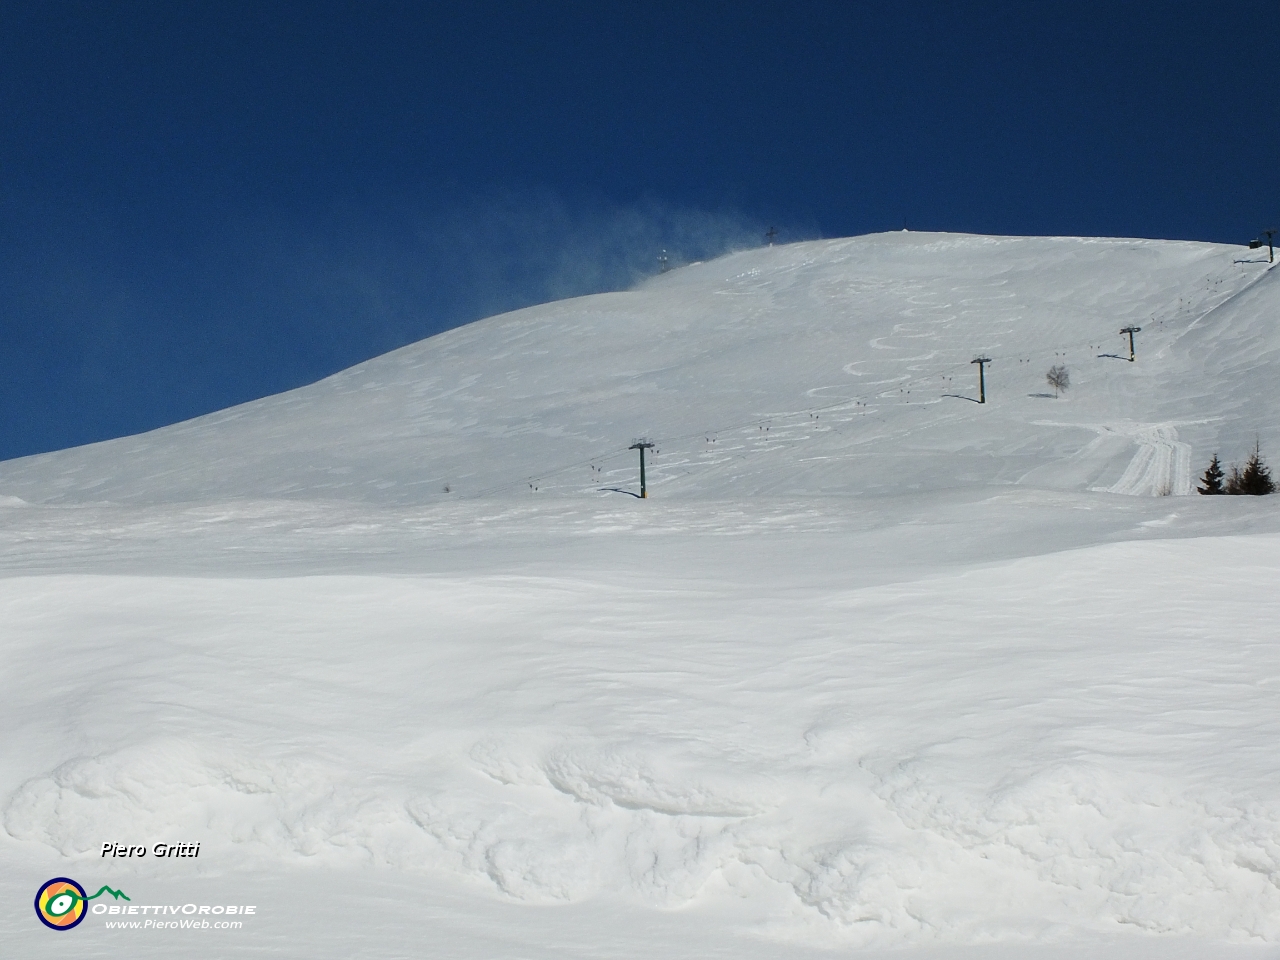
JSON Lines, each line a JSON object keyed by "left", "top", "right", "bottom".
{"left": 0, "top": 187, "right": 775, "bottom": 462}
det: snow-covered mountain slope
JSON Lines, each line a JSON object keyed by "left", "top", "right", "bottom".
{"left": 4, "top": 233, "right": 1280, "bottom": 960}
{"left": 1, "top": 231, "right": 1277, "bottom": 505}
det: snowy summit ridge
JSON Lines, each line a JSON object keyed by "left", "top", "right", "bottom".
{"left": 2, "top": 230, "right": 1277, "bottom": 505}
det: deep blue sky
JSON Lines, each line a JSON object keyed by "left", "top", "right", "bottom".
{"left": 1, "top": 1, "right": 1276, "bottom": 461}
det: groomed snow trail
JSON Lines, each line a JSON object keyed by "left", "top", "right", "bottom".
{"left": 1058, "top": 422, "right": 1196, "bottom": 496}
{"left": 1103, "top": 424, "right": 1192, "bottom": 496}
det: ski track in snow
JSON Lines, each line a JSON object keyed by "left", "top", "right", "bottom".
{"left": 1088, "top": 423, "right": 1193, "bottom": 497}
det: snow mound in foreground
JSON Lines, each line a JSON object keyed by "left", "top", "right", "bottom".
{"left": 7, "top": 733, "right": 1280, "bottom": 942}
{"left": 5, "top": 527, "right": 1280, "bottom": 947}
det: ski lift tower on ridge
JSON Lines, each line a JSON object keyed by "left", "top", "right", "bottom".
{"left": 630, "top": 440, "right": 655, "bottom": 499}
{"left": 971, "top": 357, "right": 992, "bottom": 404}
{"left": 1256, "top": 229, "right": 1277, "bottom": 263}
{"left": 1120, "top": 326, "right": 1141, "bottom": 362}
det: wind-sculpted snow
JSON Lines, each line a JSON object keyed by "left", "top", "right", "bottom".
{"left": 871, "top": 759, "right": 1280, "bottom": 939}
{"left": 4, "top": 741, "right": 354, "bottom": 860}
{"left": 11, "top": 731, "right": 1280, "bottom": 941}
{"left": 4, "top": 526, "right": 1280, "bottom": 954}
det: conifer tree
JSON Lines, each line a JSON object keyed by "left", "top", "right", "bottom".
{"left": 1197, "top": 454, "right": 1225, "bottom": 495}
{"left": 1227, "top": 463, "right": 1244, "bottom": 495}
{"left": 1229, "top": 442, "right": 1275, "bottom": 495}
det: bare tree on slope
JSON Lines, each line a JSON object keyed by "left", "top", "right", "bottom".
{"left": 1046, "top": 364, "right": 1069, "bottom": 398}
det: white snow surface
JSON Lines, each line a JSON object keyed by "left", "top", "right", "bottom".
{"left": 2, "top": 232, "right": 1280, "bottom": 958}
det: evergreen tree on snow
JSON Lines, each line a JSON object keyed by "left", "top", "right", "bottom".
{"left": 1227, "top": 443, "right": 1275, "bottom": 495}
{"left": 1197, "top": 454, "right": 1225, "bottom": 495}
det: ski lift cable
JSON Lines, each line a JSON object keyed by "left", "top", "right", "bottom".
{"left": 459, "top": 335, "right": 1111, "bottom": 500}
{"left": 461, "top": 271, "right": 1263, "bottom": 500}
{"left": 869, "top": 270, "right": 1262, "bottom": 370}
